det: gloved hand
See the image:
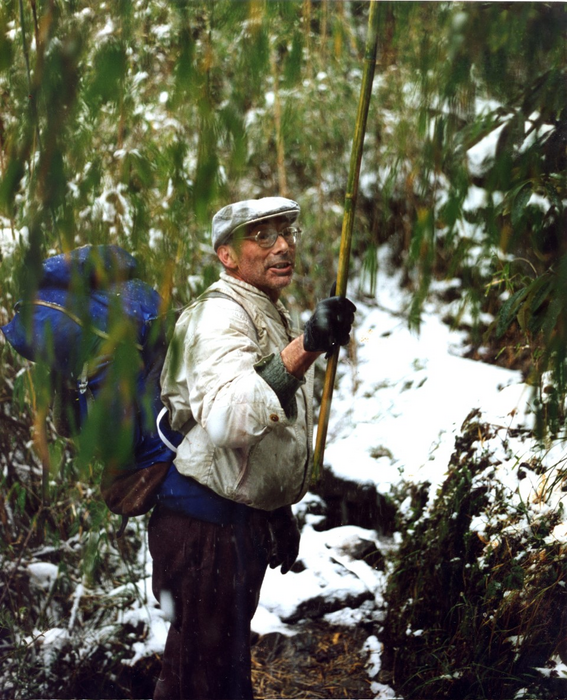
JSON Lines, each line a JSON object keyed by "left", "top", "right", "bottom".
{"left": 303, "top": 285, "right": 356, "bottom": 355}
{"left": 268, "top": 506, "right": 301, "bottom": 575}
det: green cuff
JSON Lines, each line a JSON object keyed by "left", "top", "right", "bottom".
{"left": 255, "top": 353, "right": 304, "bottom": 421}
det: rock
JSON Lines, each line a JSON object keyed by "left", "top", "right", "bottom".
{"left": 312, "top": 467, "right": 397, "bottom": 534}
{"left": 283, "top": 589, "right": 374, "bottom": 624}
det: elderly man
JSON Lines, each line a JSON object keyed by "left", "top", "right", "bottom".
{"left": 150, "top": 197, "right": 356, "bottom": 700}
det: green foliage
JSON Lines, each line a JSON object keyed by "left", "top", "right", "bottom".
{"left": 0, "top": 4, "right": 370, "bottom": 693}
{"left": 386, "top": 2, "right": 567, "bottom": 435}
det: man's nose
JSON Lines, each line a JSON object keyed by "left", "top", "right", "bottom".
{"left": 271, "top": 233, "right": 290, "bottom": 254}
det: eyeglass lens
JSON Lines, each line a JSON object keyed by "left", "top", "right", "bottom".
{"left": 254, "top": 227, "right": 300, "bottom": 247}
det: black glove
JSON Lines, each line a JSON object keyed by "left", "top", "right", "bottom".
{"left": 268, "top": 507, "right": 301, "bottom": 575}
{"left": 304, "top": 286, "right": 356, "bottom": 355}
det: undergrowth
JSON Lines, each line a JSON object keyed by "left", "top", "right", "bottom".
{"left": 0, "top": 506, "right": 160, "bottom": 700}
{"left": 0, "top": 349, "right": 161, "bottom": 699}
{"left": 382, "top": 410, "right": 567, "bottom": 699}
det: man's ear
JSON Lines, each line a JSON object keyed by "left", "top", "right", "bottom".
{"left": 217, "top": 244, "right": 239, "bottom": 271}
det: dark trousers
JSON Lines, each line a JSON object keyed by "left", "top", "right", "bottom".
{"left": 148, "top": 506, "right": 271, "bottom": 700}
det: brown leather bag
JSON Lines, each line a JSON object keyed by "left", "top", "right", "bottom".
{"left": 100, "top": 461, "right": 171, "bottom": 517}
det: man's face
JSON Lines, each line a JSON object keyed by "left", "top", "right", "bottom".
{"left": 220, "top": 216, "right": 298, "bottom": 301}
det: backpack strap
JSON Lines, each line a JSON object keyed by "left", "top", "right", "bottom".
{"left": 156, "top": 406, "right": 183, "bottom": 452}
{"left": 198, "top": 291, "right": 258, "bottom": 339}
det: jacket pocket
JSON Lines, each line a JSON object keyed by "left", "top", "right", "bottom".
{"left": 232, "top": 427, "right": 309, "bottom": 510}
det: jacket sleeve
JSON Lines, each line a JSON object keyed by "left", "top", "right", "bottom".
{"left": 254, "top": 352, "right": 304, "bottom": 421}
{"left": 162, "top": 297, "right": 293, "bottom": 449}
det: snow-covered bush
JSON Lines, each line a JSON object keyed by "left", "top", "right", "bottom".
{"left": 383, "top": 409, "right": 567, "bottom": 699}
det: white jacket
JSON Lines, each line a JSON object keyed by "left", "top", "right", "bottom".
{"left": 161, "top": 272, "right": 314, "bottom": 511}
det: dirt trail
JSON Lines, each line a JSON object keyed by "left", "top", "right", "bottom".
{"left": 252, "top": 620, "right": 377, "bottom": 699}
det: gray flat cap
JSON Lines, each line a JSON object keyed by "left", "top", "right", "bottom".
{"left": 212, "top": 197, "right": 300, "bottom": 250}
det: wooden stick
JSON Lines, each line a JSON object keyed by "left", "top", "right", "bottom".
{"left": 312, "top": 0, "right": 380, "bottom": 480}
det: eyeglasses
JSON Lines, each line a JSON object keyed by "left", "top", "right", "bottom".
{"left": 235, "top": 226, "right": 302, "bottom": 249}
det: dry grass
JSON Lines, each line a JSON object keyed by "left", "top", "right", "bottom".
{"left": 251, "top": 620, "right": 376, "bottom": 699}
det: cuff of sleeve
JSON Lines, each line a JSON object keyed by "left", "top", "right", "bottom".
{"left": 254, "top": 353, "right": 305, "bottom": 421}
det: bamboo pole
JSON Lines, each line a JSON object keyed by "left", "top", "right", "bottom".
{"left": 271, "top": 49, "right": 288, "bottom": 198}
{"left": 312, "top": 0, "right": 380, "bottom": 480}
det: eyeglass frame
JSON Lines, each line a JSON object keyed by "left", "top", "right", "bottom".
{"left": 231, "top": 225, "right": 302, "bottom": 249}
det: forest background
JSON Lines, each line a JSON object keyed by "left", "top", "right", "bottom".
{"left": 0, "top": 1, "right": 566, "bottom": 698}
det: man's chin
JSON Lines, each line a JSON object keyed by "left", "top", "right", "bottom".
{"left": 272, "top": 273, "right": 294, "bottom": 289}
{"left": 259, "top": 272, "right": 293, "bottom": 300}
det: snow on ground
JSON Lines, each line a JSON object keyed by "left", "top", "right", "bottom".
{"left": 326, "top": 270, "right": 530, "bottom": 501}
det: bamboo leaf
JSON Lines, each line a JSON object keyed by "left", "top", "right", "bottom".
{"left": 496, "top": 286, "right": 529, "bottom": 338}
{"left": 541, "top": 295, "right": 563, "bottom": 340}
{"left": 0, "top": 19, "right": 13, "bottom": 71}
{"left": 87, "top": 42, "right": 127, "bottom": 105}
{"left": 283, "top": 30, "right": 303, "bottom": 86}
{"left": 511, "top": 182, "right": 533, "bottom": 228}
{"left": 0, "top": 160, "right": 25, "bottom": 217}
{"left": 529, "top": 274, "right": 555, "bottom": 315}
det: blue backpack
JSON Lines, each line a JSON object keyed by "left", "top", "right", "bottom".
{"left": 1, "top": 245, "right": 181, "bottom": 525}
